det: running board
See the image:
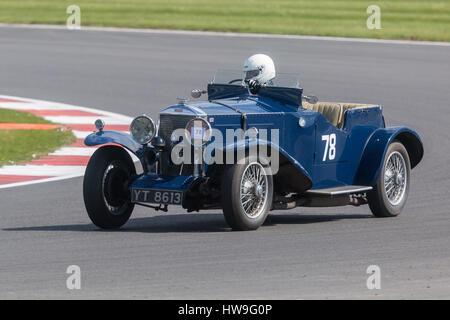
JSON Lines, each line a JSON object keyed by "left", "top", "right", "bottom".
{"left": 272, "top": 185, "right": 372, "bottom": 209}
{"left": 305, "top": 185, "right": 373, "bottom": 196}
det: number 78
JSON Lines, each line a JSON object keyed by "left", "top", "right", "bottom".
{"left": 322, "top": 134, "right": 336, "bottom": 161}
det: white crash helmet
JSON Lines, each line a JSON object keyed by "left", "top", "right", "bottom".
{"left": 242, "top": 54, "right": 276, "bottom": 85}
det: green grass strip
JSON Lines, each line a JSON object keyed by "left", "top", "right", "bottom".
{"left": 0, "top": 108, "right": 53, "bottom": 124}
{"left": 0, "top": 0, "right": 449, "bottom": 41}
{"left": 0, "top": 109, "right": 75, "bottom": 166}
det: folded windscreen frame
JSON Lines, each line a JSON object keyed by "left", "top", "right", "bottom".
{"left": 209, "top": 70, "right": 303, "bottom": 106}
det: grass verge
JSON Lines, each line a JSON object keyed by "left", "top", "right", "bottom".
{"left": 0, "top": 0, "right": 449, "bottom": 42}
{"left": 0, "top": 108, "right": 54, "bottom": 124}
{"left": 0, "top": 108, "right": 75, "bottom": 167}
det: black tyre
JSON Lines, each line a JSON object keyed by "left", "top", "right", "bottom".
{"left": 368, "top": 142, "right": 411, "bottom": 217}
{"left": 221, "top": 156, "right": 273, "bottom": 230}
{"left": 83, "top": 145, "right": 136, "bottom": 229}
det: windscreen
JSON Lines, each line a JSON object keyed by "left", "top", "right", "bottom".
{"left": 212, "top": 69, "right": 301, "bottom": 88}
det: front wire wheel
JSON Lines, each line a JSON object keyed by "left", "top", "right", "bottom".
{"left": 239, "top": 162, "right": 269, "bottom": 219}
{"left": 222, "top": 157, "right": 273, "bottom": 230}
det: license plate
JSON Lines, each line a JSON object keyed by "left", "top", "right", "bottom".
{"left": 131, "top": 188, "right": 183, "bottom": 205}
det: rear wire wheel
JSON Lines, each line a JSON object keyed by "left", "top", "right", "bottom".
{"left": 368, "top": 142, "right": 411, "bottom": 217}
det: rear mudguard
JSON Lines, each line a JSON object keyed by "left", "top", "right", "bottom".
{"left": 84, "top": 130, "right": 145, "bottom": 162}
{"left": 353, "top": 126, "right": 423, "bottom": 186}
{"left": 205, "top": 138, "right": 313, "bottom": 190}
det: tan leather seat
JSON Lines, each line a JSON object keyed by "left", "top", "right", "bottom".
{"left": 303, "top": 102, "right": 343, "bottom": 128}
{"left": 341, "top": 103, "right": 369, "bottom": 114}
{"left": 303, "top": 102, "right": 378, "bottom": 129}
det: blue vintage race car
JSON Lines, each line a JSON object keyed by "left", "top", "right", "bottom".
{"left": 83, "top": 69, "right": 423, "bottom": 231}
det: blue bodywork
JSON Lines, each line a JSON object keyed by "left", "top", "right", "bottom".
{"left": 85, "top": 81, "right": 423, "bottom": 208}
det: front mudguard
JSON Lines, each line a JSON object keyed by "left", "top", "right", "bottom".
{"left": 354, "top": 126, "right": 424, "bottom": 186}
{"left": 84, "top": 130, "right": 145, "bottom": 164}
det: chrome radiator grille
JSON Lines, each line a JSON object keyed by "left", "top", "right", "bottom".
{"left": 158, "top": 113, "right": 200, "bottom": 176}
{"left": 158, "top": 113, "right": 197, "bottom": 143}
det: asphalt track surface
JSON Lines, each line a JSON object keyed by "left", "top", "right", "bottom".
{"left": 0, "top": 27, "right": 449, "bottom": 299}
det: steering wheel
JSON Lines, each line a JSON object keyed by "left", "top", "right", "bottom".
{"left": 228, "top": 79, "right": 243, "bottom": 84}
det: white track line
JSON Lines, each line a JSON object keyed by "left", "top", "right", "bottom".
{"left": 0, "top": 94, "right": 134, "bottom": 189}
{"left": 0, "top": 94, "right": 133, "bottom": 122}
{"left": 0, "top": 102, "right": 81, "bottom": 110}
{"left": 0, "top": 174, "right": 86, "bottom": 190}
{"left": 0, "top": 165, "right": 86, "bottom": 176}
{"left": 49, "top": 147, "right": 97, "bottom": 156}
{"left": 1, "top": 23, "right": 449, "bottom": 47}
{"left": 43, "top": 116, "right": 129, "bottom": 125}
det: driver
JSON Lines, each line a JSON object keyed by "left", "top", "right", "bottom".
{"left": 242, "top": 54, "right": 276, "bottom": 94}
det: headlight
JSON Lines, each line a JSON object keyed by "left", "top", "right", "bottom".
{"left": 130, "top": 115, "right": 156, "bottom": 144}
{"left": 185, "top": 118, "right": 212, "bottom": 147}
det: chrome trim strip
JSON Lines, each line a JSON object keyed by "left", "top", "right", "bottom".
{"left": 306, "top": 185, "right": 373, "bottom": 196}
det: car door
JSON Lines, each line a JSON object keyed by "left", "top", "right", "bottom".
{"left": 312, "top": 117, "right": 351, "bottom": 188}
